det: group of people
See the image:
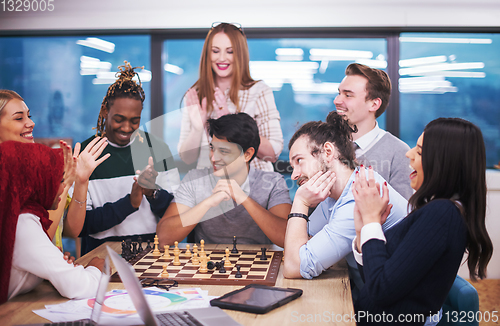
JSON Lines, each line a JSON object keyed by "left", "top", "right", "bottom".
{"left": 0, "top": 22, "right": 493, "bottom": 325}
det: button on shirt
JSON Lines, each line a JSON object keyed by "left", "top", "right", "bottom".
{"left": 299, "top": 170, "right": 408, "bottom": 279}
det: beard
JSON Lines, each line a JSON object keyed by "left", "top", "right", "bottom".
{"left": 296, "top": 158, "right": 330, "bottom": 186}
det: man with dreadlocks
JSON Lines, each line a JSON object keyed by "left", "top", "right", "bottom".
{"left": 65, "top": 62, "right": 178, "bottom": 256}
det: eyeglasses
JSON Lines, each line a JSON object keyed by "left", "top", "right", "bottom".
{"left": 140, "top": 278, "right": 178, "bottom": 291}
{"left": 211, "top": 22, "right": 244, "bottom": 35}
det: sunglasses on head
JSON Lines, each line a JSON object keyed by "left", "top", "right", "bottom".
{"left": 211, "top": 22, "right": 244, "bottom": 35}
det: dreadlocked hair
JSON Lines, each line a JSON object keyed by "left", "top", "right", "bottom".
{"left": 94, "top": 61, "right": 145, "bottom": 137}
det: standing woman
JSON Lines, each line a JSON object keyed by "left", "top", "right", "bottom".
{"left": 352, "top": 118, "right": 493, "bottom": 325}
{"left": 179, "top": 22, "right": 283, "bottom": 172}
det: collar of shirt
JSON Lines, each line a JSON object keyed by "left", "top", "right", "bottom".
{"left": 354, "top": 121, "right": 386, "bottom": 156}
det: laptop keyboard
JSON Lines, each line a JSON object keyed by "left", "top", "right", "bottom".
{"left": 157, "top": 311, "right": 203, "bottom": 326}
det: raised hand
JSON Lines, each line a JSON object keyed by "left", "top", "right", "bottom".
{"left": 60, "top": 140, "right": 77, "bottom": 189}
{"left": 74, "top": 137, "right": 110, "bottom": 184}
{"left": 352, "top": 166, "right": 391, "bottom": 225}
{"left": 213, "top": 87, "right": 230, "bottom": 118}
{"left": 294, "top": 170, "right": 336, "bottom": 208}
{"left": 185, "top": 88, "right": 208, "bottom": 131}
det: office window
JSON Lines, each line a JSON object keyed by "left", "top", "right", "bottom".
{"left": 0, "top": 35, "right": 151, "bottom": 144}
{"left": 399, "top": 33, "right": 500, "bottom": 167}
{"left": 163, "top": 37, "right": 387, "bottom": 165}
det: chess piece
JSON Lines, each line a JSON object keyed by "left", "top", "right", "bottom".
{"left": 235, "top": 265, "right": 242, "bottom": 278}
{"left": 193, "top": 244, "right": 198, "bottom": 256}
{"left": 163, "top": 245, "right": 170, "bottom": 258}
{"left": 146, "top": 239, "right": 152, "bottom": 250}
{"left": 192, "top": 251, "right": 199, "bottom": 265}
{"left": 219, "top": 264, "right": 226, "bottom": 273}
{"left": 207, "top": 261, "right": 215, "bottom": 270}
{"left": 224, "top": 248, "right": 231, "bottom": 267}
{"left": 132, "top": 242, "right": 138, "bottom": 255}
{"left": 173, "top": 249, "right": 181, "bottom": 266}
{"left": 153, "top": 235, "right": 161, "bottom": 256}
{"left": 260, "top": 247, "right": 267, "bottom": 261}
{"left": 199, "top": 255, "right": 208, "bottom": 273}
{"left": 161, "top": 264, "right": 169, "bottom": 278}
{"left": 137, "top": 236, "right": 143, "bottom": 251}
{"left": 231, "top": 236, "right": 238, "bottom": 254}
{"left": 200, "top": 239, "right": 205, "bottom": 253}
{"left": 185, "top": 244, "right": 192, "bottom": 257}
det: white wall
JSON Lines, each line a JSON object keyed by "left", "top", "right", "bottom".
{"left": 1, "top": 0, "right": 500, "bottom": 31}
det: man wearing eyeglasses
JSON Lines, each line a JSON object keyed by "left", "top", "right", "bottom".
{"left": 157, "top": 113, "right": 291, "bottom": 247}
{"left": 334, "top": 63, "right": 413, "bottom": 200}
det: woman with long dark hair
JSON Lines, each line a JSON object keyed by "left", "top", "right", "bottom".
{"left": 352, "top": 118, "right": 493, "bottom": 325}
{"left": 178, "top": 23, "right": 283, "bottom": 171}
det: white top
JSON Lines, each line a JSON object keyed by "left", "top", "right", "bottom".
{"left": 352, "top": 222, "right": 387, "bottom": 266}
{"left": 8, "top": 213, "right": 102, "bottom": 300}
{"left": 179, "top": 81, "right": 284, "bottom": 172}
{"left": 354, "top": 121, "right": 386, "bottom": 157}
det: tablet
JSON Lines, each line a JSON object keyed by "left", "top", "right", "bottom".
{"left": 210, "top": 284, "right": 303, "bottom": 314}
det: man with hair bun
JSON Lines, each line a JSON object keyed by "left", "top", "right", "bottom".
{"left": 283, "top": 111, "right": 407, "bottom": 298}
{"left": 335, "top": 63, "right": 413, "bottom": 199}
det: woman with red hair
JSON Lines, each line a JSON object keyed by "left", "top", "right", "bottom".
{"left": 0, "top": 141, "right": 104, "bottom": 304}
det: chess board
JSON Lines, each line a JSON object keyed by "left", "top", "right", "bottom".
{"left": 111, "top": 248, "right": 283, "bottom": 286}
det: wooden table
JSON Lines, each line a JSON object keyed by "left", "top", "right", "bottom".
{"left": 0, "top": 242, "right": 355, "bottom": 325}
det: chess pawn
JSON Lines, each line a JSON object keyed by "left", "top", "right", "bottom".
{"left": 173, "top": 250, "right": 181, "bottom": 266}
{"left": 163, "top": 245, "right": 170, "bottom": 258}
{"left": 173, "top": 241, "right": 180, "bottom": 258}
{"left": 193, "top": 244, "right": 198, "bottom": 255}
{"left": 199, "top": 255, "right": 207, "bottom": 273}
{"left": 161, "top": 264, "right": 169, "bottom": 278}
{"left": 192, "top": 251, "right": 199, "bottom": 266}
{"left": 185, "top": 244, "right": 192, "bottom": 257}
{"left": 224, "top": 248, "right": 231, "bottom": 267}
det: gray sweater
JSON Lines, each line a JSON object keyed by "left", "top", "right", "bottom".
{"left": 356, "top": 132, "right": 414, "bottom": 200}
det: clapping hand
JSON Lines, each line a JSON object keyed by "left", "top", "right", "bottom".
{"left": 213, "top": 87, "right": 230, "bottom": 118}
{"left": 60, "top": 140, "right": 77, "bottom": 189}
{"left": 352, "top": 166, "right": 392, "bottom": 226}
{"left": 135, "top": 156, "right": 158, "bottom": 197}
{"left": 185, "top": 88, "right": 208, "bottom": 131}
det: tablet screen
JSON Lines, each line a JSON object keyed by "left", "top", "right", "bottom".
{"left": 217, "top": 287, "right": 297, "bottom": 307}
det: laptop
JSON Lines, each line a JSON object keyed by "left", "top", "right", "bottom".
{"left": 22, "top": 246, "right": 241, "bottom": 326}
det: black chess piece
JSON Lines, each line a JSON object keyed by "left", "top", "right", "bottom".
{"left": 260, "top": 248, "right": 267, "bottom": 261}
{"left": 207, "top": 261, "right": 215, "bottom": 270}
{"left": 137, "top": 236, "right": 143, "bottom": 251}
{"left": 235, "top": 265, "right": 242, "bottom": 278}
{"left": 121, "top": 240, "right": 126, "bottom": 255}
{"left": 146, "top": 239, "right": 152, "bottom": 250}
{"left": 219, "top": 264, "right": 226, "bottom": 273}
{"left": 231, "top": 236, "right": 238, "bottom": 254}
{"left": 132, "top": 242, "right": 138, "bottom": 255}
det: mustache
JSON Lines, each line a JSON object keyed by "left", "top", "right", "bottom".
{"left": 297, "top": 176, "right": 308, "bottom": 186}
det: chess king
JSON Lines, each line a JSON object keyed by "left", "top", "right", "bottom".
{"left": 157, "top": 113, "right": 292, "bottom": 247}
{"left": 282, "top": 111, "right": 408, "bottom": 299}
